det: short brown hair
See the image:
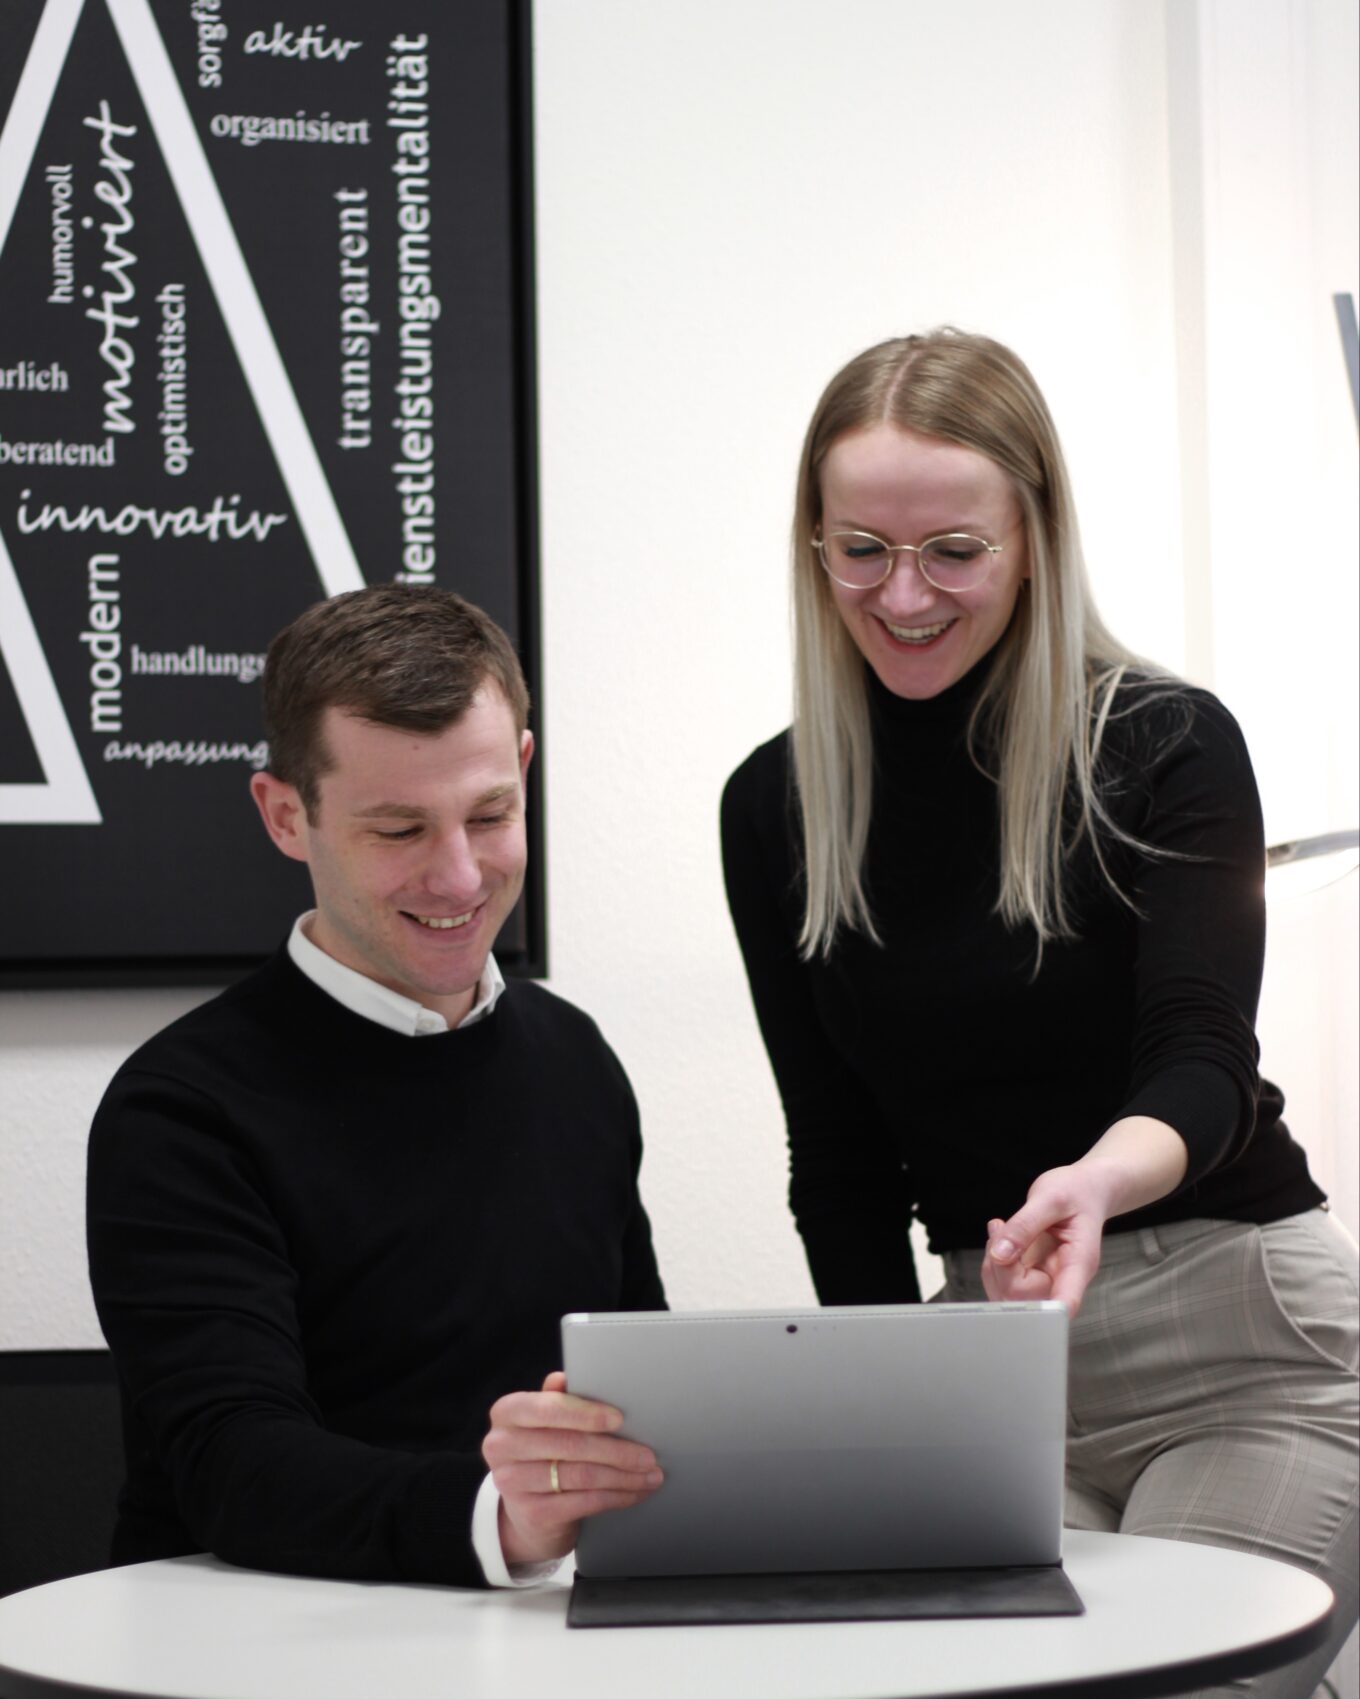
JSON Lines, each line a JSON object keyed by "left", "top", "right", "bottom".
{"left": 261, "top": 584, "right": 530, "bottom": 817}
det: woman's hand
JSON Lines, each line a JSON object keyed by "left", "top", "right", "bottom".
{"left": 982, "top": 1116, "right": 1189, "bottom": 1316}
{"left": 981, "top": 1166, "right": 1108, "bottom": 1314}
{"left": 482, "top": 1371, "right": 664, "bottom": 1566}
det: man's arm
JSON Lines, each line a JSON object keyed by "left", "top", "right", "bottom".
{"left": 90, "top": 1067, "right": 662, "bottom": 1584}
{"left": 88, "top": 1069, "right": 494, "bottom": 1584}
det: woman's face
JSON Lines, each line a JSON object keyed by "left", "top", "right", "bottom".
{"left": 817, "top": 425, "right": 1028, "bottom": 700}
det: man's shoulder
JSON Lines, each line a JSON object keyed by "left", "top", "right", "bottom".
{"left": 110, "top": 950, "right": 294, "bottom": 1090}
{"left": 498, "top": 977, "right": 611, "bottom": 1049}
{"left": 496, "top": 980, "right": 635, "bottom": 1098}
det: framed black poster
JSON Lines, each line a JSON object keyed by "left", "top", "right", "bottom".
{"left": 0, "top": 0, "right": 543, "bottom": 986}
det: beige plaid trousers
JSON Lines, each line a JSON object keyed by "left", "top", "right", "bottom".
{"left": 940, "top": 1209, "right": 1359, "bottom": 1699}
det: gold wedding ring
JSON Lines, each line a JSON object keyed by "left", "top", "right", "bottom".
{"left": 549, "top": 1459, "right": 562, "bottom": 1494}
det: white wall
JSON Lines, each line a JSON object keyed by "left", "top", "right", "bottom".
{"left": 533, "top": 0, "right": 1358, "bottom": 1300}
{"left": 2, "top": 0, "right": 1356, "bottom": 1343}
{"left": 531, "top": 0, "right": 1185, "bottom": 1313}
{"left": 1173, "top": 0, "right": 1360, "bottom": 1245}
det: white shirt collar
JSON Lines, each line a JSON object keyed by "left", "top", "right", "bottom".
{"left": 286, "top": 913, "right": 506, "bottom": 1037}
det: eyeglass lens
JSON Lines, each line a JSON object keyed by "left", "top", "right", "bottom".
{"left": 821, "top": 532, "right": 994, "bottom": 591}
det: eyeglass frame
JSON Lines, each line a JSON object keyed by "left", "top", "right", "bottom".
{"left": 812, "top": 527, "right": 1006, "bottom": 593}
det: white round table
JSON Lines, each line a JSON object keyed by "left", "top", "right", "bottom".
{"left": 0, "top": 1532, "right": 1335, "bottom": 1699}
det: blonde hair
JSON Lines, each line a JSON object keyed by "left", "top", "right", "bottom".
{"left": 792, "top": 329, "right": 1170, "bottom": 960}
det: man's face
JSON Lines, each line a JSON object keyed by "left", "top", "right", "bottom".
{"left": 252, "top": 688, "right": 532, "bottom": 1026}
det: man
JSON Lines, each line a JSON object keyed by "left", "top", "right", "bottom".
{"left": 87, "top": 585, "right": 665, "bottom": 1587}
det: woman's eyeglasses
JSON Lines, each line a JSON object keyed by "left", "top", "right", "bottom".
{"left": 814, "top": 530, "right": 1003, "bottom": 593}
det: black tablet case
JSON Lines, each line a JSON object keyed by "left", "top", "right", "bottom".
{"left": 568, "top": 1563, "right": 1084, "bottom": 1628}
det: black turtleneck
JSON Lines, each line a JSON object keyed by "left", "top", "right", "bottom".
{"left": 86, "top": 950, "right": 665, "bottom": 1584}
{"left": 720, "top": 661, "right": 1322, "bottom": 1304}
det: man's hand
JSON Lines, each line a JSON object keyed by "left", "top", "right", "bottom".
{"left": 482, "top": 1371, "right": 664, "bottom": 1566}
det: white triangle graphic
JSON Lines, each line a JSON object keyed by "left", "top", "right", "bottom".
{"left": 107, "top": 0, "right": 365, "bottom": 596}
{"left": 0, "top": 523, "right": 102, "bottom": 823}
{"left": 0, "top": 0, "right": 364, "bottom": 825}
{"left": 0, "top": 0, "right": 99, "bottom": 823}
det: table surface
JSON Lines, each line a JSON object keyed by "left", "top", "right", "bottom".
{"left": 0, "top": 1531, "right": 1334, "bottom": 1699}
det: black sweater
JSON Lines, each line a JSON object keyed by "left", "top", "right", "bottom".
{"left": 721, "top": 665, "right": 1322, "bottom": 1305}
{"left": 86, "top": 950, "right": 665, "bottom": 1586}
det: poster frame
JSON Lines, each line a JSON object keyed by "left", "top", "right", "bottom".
{"left": 0, "top": 0, "right": 546, "bottom": 992}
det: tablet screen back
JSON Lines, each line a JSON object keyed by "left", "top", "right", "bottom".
{"left": 563, "top": 1303, "right": 1068, "bottom": 1579}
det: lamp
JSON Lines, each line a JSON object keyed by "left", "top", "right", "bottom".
{"left": 1265, "top": 829, "right": 1360, "bottom": 898}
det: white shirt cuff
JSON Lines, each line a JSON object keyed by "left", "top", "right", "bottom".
{"left": 471, "top": 1471, "right": 565, "bottom": 1588}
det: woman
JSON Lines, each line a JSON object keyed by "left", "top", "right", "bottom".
{"left": 721, "top": 330, "right": 1357, "bottom": 1698}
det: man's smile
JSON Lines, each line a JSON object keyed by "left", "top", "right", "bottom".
{"left": 407, "top": 909, "right": 478, "bottom": 930}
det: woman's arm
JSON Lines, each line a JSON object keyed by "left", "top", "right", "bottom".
{"left": 985, "top": 688, "right": 1267, "bottom": 1314}
{"left": 721, "top": 743, "right": 921, "bottom": 1304}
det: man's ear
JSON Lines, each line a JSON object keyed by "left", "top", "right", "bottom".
{"left": 249, "top": 771, "right": 311, "bottom": 864}
{"left": 519, "top": 729, "right": 534, "bottom": 786}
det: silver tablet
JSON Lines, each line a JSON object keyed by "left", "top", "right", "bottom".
{"left": 562, "top": 1302, "right": 1069, "bottom": 1579}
